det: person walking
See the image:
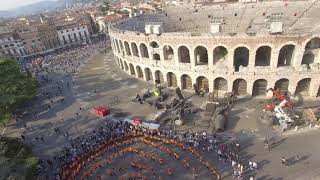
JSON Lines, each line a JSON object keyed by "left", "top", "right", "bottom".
{"left": 281, "top": 156, "right": 289, "bottom": 167}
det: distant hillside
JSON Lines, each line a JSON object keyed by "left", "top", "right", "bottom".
{"left": 0, "top": 0, "right": 66, "bottom": 18}
{"left": 0, "top": 0, "right": 118, "bottom": 18}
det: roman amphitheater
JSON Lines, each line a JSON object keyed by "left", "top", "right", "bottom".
{"left": 109, "top": 0, "right": 320, "bottom": 98}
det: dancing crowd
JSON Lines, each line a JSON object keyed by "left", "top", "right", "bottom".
{"left": 34, "top": 114, "right": 258, "bottom": 180}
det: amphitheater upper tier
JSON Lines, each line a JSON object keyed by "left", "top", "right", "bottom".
{"left": 109, "top": 1, "right": 320, "bottom": 97}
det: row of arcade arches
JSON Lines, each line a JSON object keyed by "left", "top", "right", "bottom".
{"left": 116, "top": 58, "right": 317, "bottom": 96}
{"left": 112, "top": 37, "right": 320, "bottom": 71}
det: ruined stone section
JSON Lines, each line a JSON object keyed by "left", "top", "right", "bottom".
{"left": 181, "top": 74, "right": 192, "bottom": 89}
{"left": 109, "top": 8, "right": 320, "bottom": 98}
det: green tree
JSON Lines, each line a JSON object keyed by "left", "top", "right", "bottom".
{"left": 98, "top": 2, "right": 111, "bottom": 14}
{"left": 0, "top": 58, "right": 38, "bottom": 126}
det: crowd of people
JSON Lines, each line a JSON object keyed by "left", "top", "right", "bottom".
{"left": 44, "top": 119, "right": 221, "bottom": 179}
{"left": 33, "top": 112, "right": 261, "bottom": 180}
{"left": 20, "top": 41, "right": 108, "bottom": 76}
{"left": 15, "top": 40, "right": 109, "bottom": 121}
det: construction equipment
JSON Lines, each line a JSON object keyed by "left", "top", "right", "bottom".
{"left": 265, "top": 88, "right": 295, "bottom": 130}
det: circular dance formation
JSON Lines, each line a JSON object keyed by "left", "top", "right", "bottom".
{"left": 59, "top": 122, "right": 220, "bottom": 180}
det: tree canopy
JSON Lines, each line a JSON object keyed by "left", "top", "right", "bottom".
{"left": 0, "top": 58, "right": 37, "bottom": 125}
{"left": 98, "top": 2, "right": 111, "bottom": 14}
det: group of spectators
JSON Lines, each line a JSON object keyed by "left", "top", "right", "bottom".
{"left": 33, "top": 112, "right": 260, "bottom": 180}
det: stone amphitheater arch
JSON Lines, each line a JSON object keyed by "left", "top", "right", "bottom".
{"left": 136, "top": 66, "right": 144, "bottom": 79}
{"left": 131, "top": 42, "right": 139, "bottom": 57}
{"left": 255, "top": 46, "right": 271, "bottom": 66}
{"left": 115, "top": 39, "right": 121, "bottom": 54}
{"left": 214, "top": 77, "right": 228, "bottom": 92}
{"left": 119, "top": 40, "right": 125, "bottom": 56}
{"left": 181, "top": 74, "right": 192, "bottom": 89}
{"left": 232, "top": 79, "right": 247, "bottom": 96}
{"left": 178, "top": 46, "right": 191, "bottom": 63}
{"left": 120, "top": 59, "right": 124, "bottom": 70}
{"left": 252, "top": 79, "right": 268, "bottom": 96}
{"left": 124, "top": 61, "right": 129, "bottom": 72}
{"left": 167, "top": 72, "right": 178, "bottom": 87}
{"left": 295, "top": 78, "right": 311, "bottom": 96}
{"left": 144, "top": 68, "right": 153, "bottom": 81}
{"left": 278, "top": 44, "right": 295, "bottom": 67}
{"left": 152, "top": 53, "right": 161, "bottom": 61}
{"left": 274, "top": 78, "right": 289, "bottom": 94}
{"left": 213, "top": 46, "right": 228, "bottom": 65}
{"left": 163, "top": 45, "right": 174, "bottom": 61}
{"left": 124, "top": 41, "right": 131, "bottom": 56}
{"left": 234, "top": 46, "right": 249, "bottom": 72}
{"left": 129, "top": 63, "right": 135, "bottom": 76}
{"left": 302, "top": 37, "right": 320, "bottom": 66}
{"left": 196, "top": 76, "right": 209, "bottom": 91}
{"left": 139, "top": 43, "right": 149, "bottom": 58}
{"left": 194, "top": 46, "right": 208, "bottom": 65}
{"left": 150, "top": 41, "right": 160, "bottom": 48}
{"left": 155, "top": 70, "right": 164, "bottom": 84}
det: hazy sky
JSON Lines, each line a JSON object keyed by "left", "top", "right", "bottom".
{"left": 0, "top": 0, "right": 58, "bottom": 11}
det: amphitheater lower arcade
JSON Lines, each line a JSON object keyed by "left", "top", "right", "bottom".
{"left": 110, "top": 33, "right": 320, "bottom": 98}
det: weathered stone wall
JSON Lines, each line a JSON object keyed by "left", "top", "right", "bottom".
{"left": 109, "top": 19, "right": 320, "bottom": 98}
